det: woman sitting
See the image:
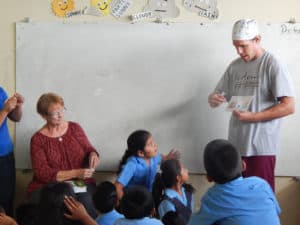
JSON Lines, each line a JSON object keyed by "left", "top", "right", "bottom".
{"left": 27, "top": 92, "right": 100, "bottom": 218}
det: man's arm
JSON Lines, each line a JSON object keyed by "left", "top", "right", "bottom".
{"left": 234, "top": 96, "right": 295, "bottom": 122}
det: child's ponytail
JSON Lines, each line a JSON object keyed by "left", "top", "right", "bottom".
{"left": 152, "top": 172, "right": 165, "bottom": 213}
{"left": 117, "top": 130, "right": 151, "bottom": 174}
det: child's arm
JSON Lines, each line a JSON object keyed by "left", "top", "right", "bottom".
{"left": 115, "top": 181, "right": 124, "bottom": 200}
{"left": 0, "top": 213, "right": 18, "bottom": 225}
{"left": 64, "top": 196, "right": 98, "bottom": 225}
{"left": 161, "top": 149, "right": 180, "bottom": 161}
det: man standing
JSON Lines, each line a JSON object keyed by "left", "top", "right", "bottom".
{"left": 0, "top": 87, "right": 24, "bottom": 216}
{"left": 208, "top": 19, "right": 295, "bottom": 191}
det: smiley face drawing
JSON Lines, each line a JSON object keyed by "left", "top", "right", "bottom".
{"left": 51, "top": 0, "right": 75, "bottom": 17}
{"left": 90, "top": 0, "right": 112, "bottom": 16}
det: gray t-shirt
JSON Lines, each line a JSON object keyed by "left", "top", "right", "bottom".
{"left": 215, "top": 51, "right": 294, "bottom": 156}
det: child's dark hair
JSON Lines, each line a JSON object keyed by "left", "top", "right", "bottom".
{"left": 119, "top": 186, "right": 154, "bottom": 219}
{"left": 92, "top": 181, "right": 117, "bottom": 213}
{"left": 117, "top": 130, "right": 151, "bottom": 174}
{"left": 15, "top": 203, "right": 38, "bottom": 225}
{"left": 204, "top": 139, "right": 242, "bottom": 184}
{"left": 36, "top": 182, "right": 76, "bottom": 225}
{"left": 162, "top": 211, "right": 186, "bottom": 225}
{"left": 152, "top": 159, "right": 195, "bottom": 210}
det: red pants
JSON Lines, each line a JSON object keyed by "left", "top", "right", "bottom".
{"left": 242, "top": 155, "right": 276, "bottom": 192}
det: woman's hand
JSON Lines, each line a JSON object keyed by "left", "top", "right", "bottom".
{"left": 76, "top": 168, "right": 95, "bottom": 179}
{"left": 89, "top": 152, "right": 100, "bottom": 169}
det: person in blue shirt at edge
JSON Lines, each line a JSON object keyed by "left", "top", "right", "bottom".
{"left": 92, "top": 181, "right": 124, "bottom": 225}
{"left": 0, "top": 87, "right": 24, "bottom": 217}
{"left": 115, "top": 186, "right": 163, "bottom": 225}
{"left": 188, "top": 139, "right": 281, "bottom": 225}
{"left": 152, "top": 159, "right": 195, "bottom": 224}
{"left": 115, "top": 129, "right": 180, "bottom": 200}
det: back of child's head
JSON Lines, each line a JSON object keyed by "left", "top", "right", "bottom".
{"left": 37, "top": 182, "right": 76, "bottom": 225}
{"left": 119, "top": 186, "right": 154, "bottom": 219}
{"left": 162, "top": 211, "right": 186, "bottom": 225}
{"left": 204, "top": 139, "right": 242, "bottom": 184}
{"left": 160, "top": 159, "right": 182, "bottom": 188}
{"left": 93, "top": 181, "right": 117, "bottom": 213}
{"left": 15, "top": 203, "right": 38, "bottom": 225}
{"left": 117, "top": 130, "right": 151, "bottom": 174}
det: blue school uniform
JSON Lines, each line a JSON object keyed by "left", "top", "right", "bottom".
{"left": 115, "top": 217, "right": 163, "bottom": 225}
{"left": 0, "top": 87, "right": 13, "bottom": 157}
{"left": 95, "top": 209, "right": 124, "bottom": 225}
{"left": 0, "top": 87, "right": 16, "bottom": 216}
{"left": 158, "top": 187, "right": 194, "bottom": 223}
{"left": 188, "top": 176, "right": 281, "bottom": 225}
{"left": 117, "top": 154, "right": 162, "bottom": 191}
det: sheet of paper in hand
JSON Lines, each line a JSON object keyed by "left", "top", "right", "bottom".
{"left": 227, "top": 96, "right": 254, "bottom": 111}
{"left": 66, "top": 180, "right": 87, "bottom": 193}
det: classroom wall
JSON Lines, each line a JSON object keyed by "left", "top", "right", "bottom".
{"left": 1, "top": 1, "right": 300, "bottom": 225}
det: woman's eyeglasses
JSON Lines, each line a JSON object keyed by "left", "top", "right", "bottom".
{"left": 47, "top": 108, "right": 66, "bottom": 118}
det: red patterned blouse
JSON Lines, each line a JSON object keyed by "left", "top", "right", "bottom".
{"left": 27, "top": 121, "right": 98, "bottom": 194}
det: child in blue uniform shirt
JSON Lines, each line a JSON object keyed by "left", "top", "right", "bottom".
{"left": 189, "top": 139, "right": 281, "bottom": 225}
{"left": 115, "top": 186, "right": 163, "bottom": 225}
{"left": 92, "top": 181, "right": 123, "bottom": 225}
{"left": 115, "top": 130, "right": 179, "bottom": 200}
{"left": 152, "top": 159, "right": 194, "bottom": 224}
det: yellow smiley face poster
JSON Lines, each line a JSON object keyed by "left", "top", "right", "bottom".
{"left": 51, "top": 0, "right": 75, "bottom": 17}
{"left": 90, "top": 0, "right": 112, "bottom": 16}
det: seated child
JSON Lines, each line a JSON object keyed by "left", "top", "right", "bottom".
{"left": 115, "top": 186, "right": 163, "bottom": 225}
{"left": 115, "top": 130, "right": 179, "bottom": 199}
{"left": 162, "top": 211, "right": 186, "bottom": 225}
{"left": 92, "top": 181, "right": 124, "bottom": 225}
{"left": 152, "top": 159, "right": 195, "bottom": 224}
{"left": 0, "top": 206, "right": 18, "bottom": 225}
{"left": 15, "top": 203, "right": 37, "bottom": 225}
{"left": 188, "top": 139, "right": 281, "bottom": 225}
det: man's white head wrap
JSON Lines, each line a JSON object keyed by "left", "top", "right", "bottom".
{"left": 232, "top": 19, "right": 260, "bottom": 40}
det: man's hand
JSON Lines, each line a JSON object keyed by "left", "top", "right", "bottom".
{"left": 208, "top": 93, "right": 226, "bottom": 108}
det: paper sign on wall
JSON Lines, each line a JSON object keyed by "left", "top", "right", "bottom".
{"left": 144, "top": 0, "right": 180, "bottom": 18}
{"left": 110, "top": 0, "right": 132, "bottom": 18}
{"left": 130, "top": 11, "right": 153, "bottom": 22}
{"left": 183, "top": 0, "right": 219, "bottom": 20}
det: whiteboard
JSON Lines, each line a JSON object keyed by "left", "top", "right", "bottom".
{"left": 16, "top": 22, "right": 300, "bottom": 175}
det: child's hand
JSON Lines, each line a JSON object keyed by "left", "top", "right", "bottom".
{"left": 0, "top": 213, "right": 18, "bottom": 225}
{"left": 64, "top": 196, "right": 89, "bottom": 220}
{"left": 163, "top": 149, "right": 180, "bottom": 160}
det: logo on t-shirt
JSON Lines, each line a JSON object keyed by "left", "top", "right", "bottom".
{"left": 235, "top": 72, "right": 258, "bottom": 88}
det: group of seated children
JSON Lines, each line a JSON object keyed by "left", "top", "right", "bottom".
{"left": 0, "top": 130, "right": 281, "bottom": 225}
